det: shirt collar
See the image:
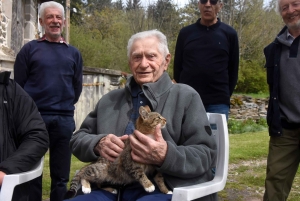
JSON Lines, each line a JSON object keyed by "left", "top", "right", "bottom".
{"left": 130, "top": 81, "right": 143, "bottom": 97}
{"left": 38, "top": 34, "right": 68, "bottom": 46}
{"left": 287, "top": 31, "right": 295, "bottom": 44}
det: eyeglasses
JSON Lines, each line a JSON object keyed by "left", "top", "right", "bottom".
{"left": 200, "top": 0, "right": 219, "bottom": 5}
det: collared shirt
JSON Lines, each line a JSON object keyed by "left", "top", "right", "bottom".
{"left": 38, "top": 34, "right": 68, "bottom": 46}
{"left": 124, "top": 83, "right": 150, "bottom": 135}
{"left": 287, "top": 31, "right": 295, "bottom": 45}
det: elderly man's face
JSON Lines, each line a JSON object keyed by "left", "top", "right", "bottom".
{"left": 128, "top": 37, "right": 170, "bottom": 86}
{"left": 39, "top": 7, "right": 65, "bottom": 42}
{"left": 279, "top": 0, "right": 300, "bottom": 30}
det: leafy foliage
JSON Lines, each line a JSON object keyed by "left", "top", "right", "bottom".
{"left": 228, "top": 118, "right": 268, "bottom": 134}
{"left": 67, "top": 0, "right": 284, "bottom": 93}
{"left": 235, "top": 59, "right": 268, "bottom": 94}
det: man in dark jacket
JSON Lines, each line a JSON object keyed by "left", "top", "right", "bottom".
{"left": 0, "top": 71, "right": 49, "bottom": 201}
{"left": 173, "top": 0, "right": 239, "bottom": 119}
{"left": 263, "top": 0, "right": 300, "bottom": 200}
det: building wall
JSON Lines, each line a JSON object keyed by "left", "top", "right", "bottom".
{"left": 0, "top": 0, "right": 37, "bottom": 73}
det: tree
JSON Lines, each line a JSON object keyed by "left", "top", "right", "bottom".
{"left": 85, "top": 0, "right": 113, "bottom": 13}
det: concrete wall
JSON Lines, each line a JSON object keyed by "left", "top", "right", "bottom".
{"left": 74, "top": 67, "right": 123, "bottom": 130}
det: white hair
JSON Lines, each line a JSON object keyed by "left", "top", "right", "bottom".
{"left": 127, "top": 30, "right": 170, "bottom": 59}
{"left": 39, "top": 1, "right": 65, "bottom": 20}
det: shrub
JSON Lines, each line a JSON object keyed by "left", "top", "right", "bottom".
{"left": 235, "top": 59, "right": 268, "bottom": 94}
{"left": 228, "top": 118, "right": 267, "bottom": 134}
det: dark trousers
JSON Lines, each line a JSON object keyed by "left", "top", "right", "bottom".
{"left": 263, "top": 127, "right": 300, "bottom": 201}
{"left": 63, "top": 184, "right": 217, "bottom": 201}
{"left": 28, "top": 175, "right": 43, "bottom": 201}
{"left": 39, "top": 115, "right": 75, "bottom": 201}
{"left": 204, "top": 104, "right": 229, "bottom": 120}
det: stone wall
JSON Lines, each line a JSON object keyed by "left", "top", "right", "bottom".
{"left": 0, "top": 0, "right": 38, "bottom": 74}
{"left": 229, "top": 95, "right": 269, "bottom": 120}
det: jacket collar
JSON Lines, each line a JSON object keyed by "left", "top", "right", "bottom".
{"left": 125, "top": 72, "right": 173, "bottom": 110}
{"left": 196, "top": 18, "right": 221, "bottom": 30}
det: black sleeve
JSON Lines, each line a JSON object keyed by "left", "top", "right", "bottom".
{"left": 0, "top": 81, "right": 49, "bottom": 174}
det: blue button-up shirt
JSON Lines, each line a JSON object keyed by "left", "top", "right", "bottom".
{"left": 124, "top": 83, "right": 150, "bottom": 134}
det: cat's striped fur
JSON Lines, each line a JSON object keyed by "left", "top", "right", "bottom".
{"left": 64, "top": 105, "right": 170, "bottom": 199}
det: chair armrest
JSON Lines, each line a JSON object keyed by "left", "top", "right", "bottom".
{"left": 172, "top": 173, "right": 227, "bottom": 201}
{"left": 0, "top": 156, "right": 44, "bottom": 201}
{"left": 172, "top": 113, "right": 229, "bottom": 201}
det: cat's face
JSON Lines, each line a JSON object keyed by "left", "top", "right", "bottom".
{"left": 139, "top": 106, "right": 167, "bottom": 129}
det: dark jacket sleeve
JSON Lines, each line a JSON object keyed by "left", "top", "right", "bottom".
{"left": 228, "top": 29, "right": 239, "bottom": 96}
{"left": 0, "top": 81, "right": 49, "bottom": 174}
{"left": 73, "top": 49, "right": 83, "bottom": 104}
{"left": 173, "top": 30, "right": 184, "bottom": 82}
{"left": 14, "top": 44, "right": 30, "bottom": 88}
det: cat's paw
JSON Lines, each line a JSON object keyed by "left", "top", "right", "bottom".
{"left": 111, "top": 189, "right": 118, "bottom": 194}
{"left": 167, "top": 191, "right": 173, "bottom": 194}
{"left": 82, "top": 186, "right": 92, "bottom": 194}
{"left": 145, "top": 185, "right": 155, "bottom": 192}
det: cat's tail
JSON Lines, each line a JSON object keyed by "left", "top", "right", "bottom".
{"left": 64, "top": 171, "right": 81, "bottom": 199}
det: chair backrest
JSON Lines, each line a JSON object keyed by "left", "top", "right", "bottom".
{"left": 207, "top": 113, "right": 229, "bottom": 191}
{"left": 0, "top": 156, "right": 44, "bottom": 201}
{"left": 172, "top": 113, "right": 229, "bottom": 201}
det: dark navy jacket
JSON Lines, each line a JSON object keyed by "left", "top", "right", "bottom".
{"left": 264, "top": 26, "right": 287, "bottom": 136}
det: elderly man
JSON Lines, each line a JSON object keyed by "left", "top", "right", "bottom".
{"left": 68, "top": 30, "right": 217, "bottom": 201}
{"left": 263, "top": 0, "right": 300, "bottom": 200}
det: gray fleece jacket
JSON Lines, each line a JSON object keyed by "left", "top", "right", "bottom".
{"left": 70, "top": 72, "right": 217, "bottom": 190}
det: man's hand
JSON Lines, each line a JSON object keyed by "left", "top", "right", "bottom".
{"left": 129, "top": 124, "right": 167, "bottom": 166}
{"left": 94, "top": 134, "right": 128, "bottom": 162}
{"left": 0, "top": 171, "right": 6, "bottom": 185}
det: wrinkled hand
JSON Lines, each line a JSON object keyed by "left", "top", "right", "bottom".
{"left": 0, "top": 171, "right": 6, "bottom": 185}
{"left": 129, "top": 124, "right": 167, "bottom": 166}
{"left": 94, "top": 134, "right": 128, "bottom": 162}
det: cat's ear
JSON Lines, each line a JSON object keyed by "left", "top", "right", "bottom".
{"left": 139, "top": 106, "right": 150, "bottom": 119}
{"left": 143, "top": 105, "right": 151, "bottom": 112}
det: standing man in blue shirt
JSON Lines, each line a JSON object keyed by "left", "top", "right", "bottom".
{"left": 174, "top": 0, "right": 239, "bottom": 119}
{"left": 14, "top": 1, "right": 83, "bottom": 201}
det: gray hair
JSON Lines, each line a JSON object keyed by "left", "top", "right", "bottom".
{"left": 127, "top": 30, "right": 170, "bottom": 59}
{"left": 39, "top": 1, "right": 65, "bottom": 20}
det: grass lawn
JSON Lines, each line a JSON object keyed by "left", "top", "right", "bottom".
{"left": 42, "top": 131, "right": 300, "bottom": 200}
{"left": 42, "top": 154, "right": 86, "bottom": 200}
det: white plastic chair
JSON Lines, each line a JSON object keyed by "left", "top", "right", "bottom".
{"left": 172, "top": 113, "right": 229, "bottom": 201}
{"left": 0, "top": 156, "right": 45, "bottom": 201}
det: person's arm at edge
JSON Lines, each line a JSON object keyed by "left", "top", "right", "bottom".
{"left": 13, "top": 44, "right": 30, "bottom": 88}
{"left": 228, "top": 30, "right": 239, "bottom": 96}
{"left": 0, "top": 81, "right": 49, "bottom": 175}
{"left": 173, "top": 31, "right": 184, "bottom": 83}
{"left": 73, "top": 50, "right": 83, "bottom": 104}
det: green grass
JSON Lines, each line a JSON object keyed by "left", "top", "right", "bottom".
{"left": 219, "top": 131, "right": 300, "bottom": 200}
{"left": 229, "top": 131, "right": 269, "bottom": 163}
{"left": 42, "top": 154, "right": 86, "bottom": 200}
{"left": 233, "top": 93, "right": 269, "bottom": 99}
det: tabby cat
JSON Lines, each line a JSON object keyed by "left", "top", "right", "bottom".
{"left": 64, "top": 105, "right": 171, "bottom": 199}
